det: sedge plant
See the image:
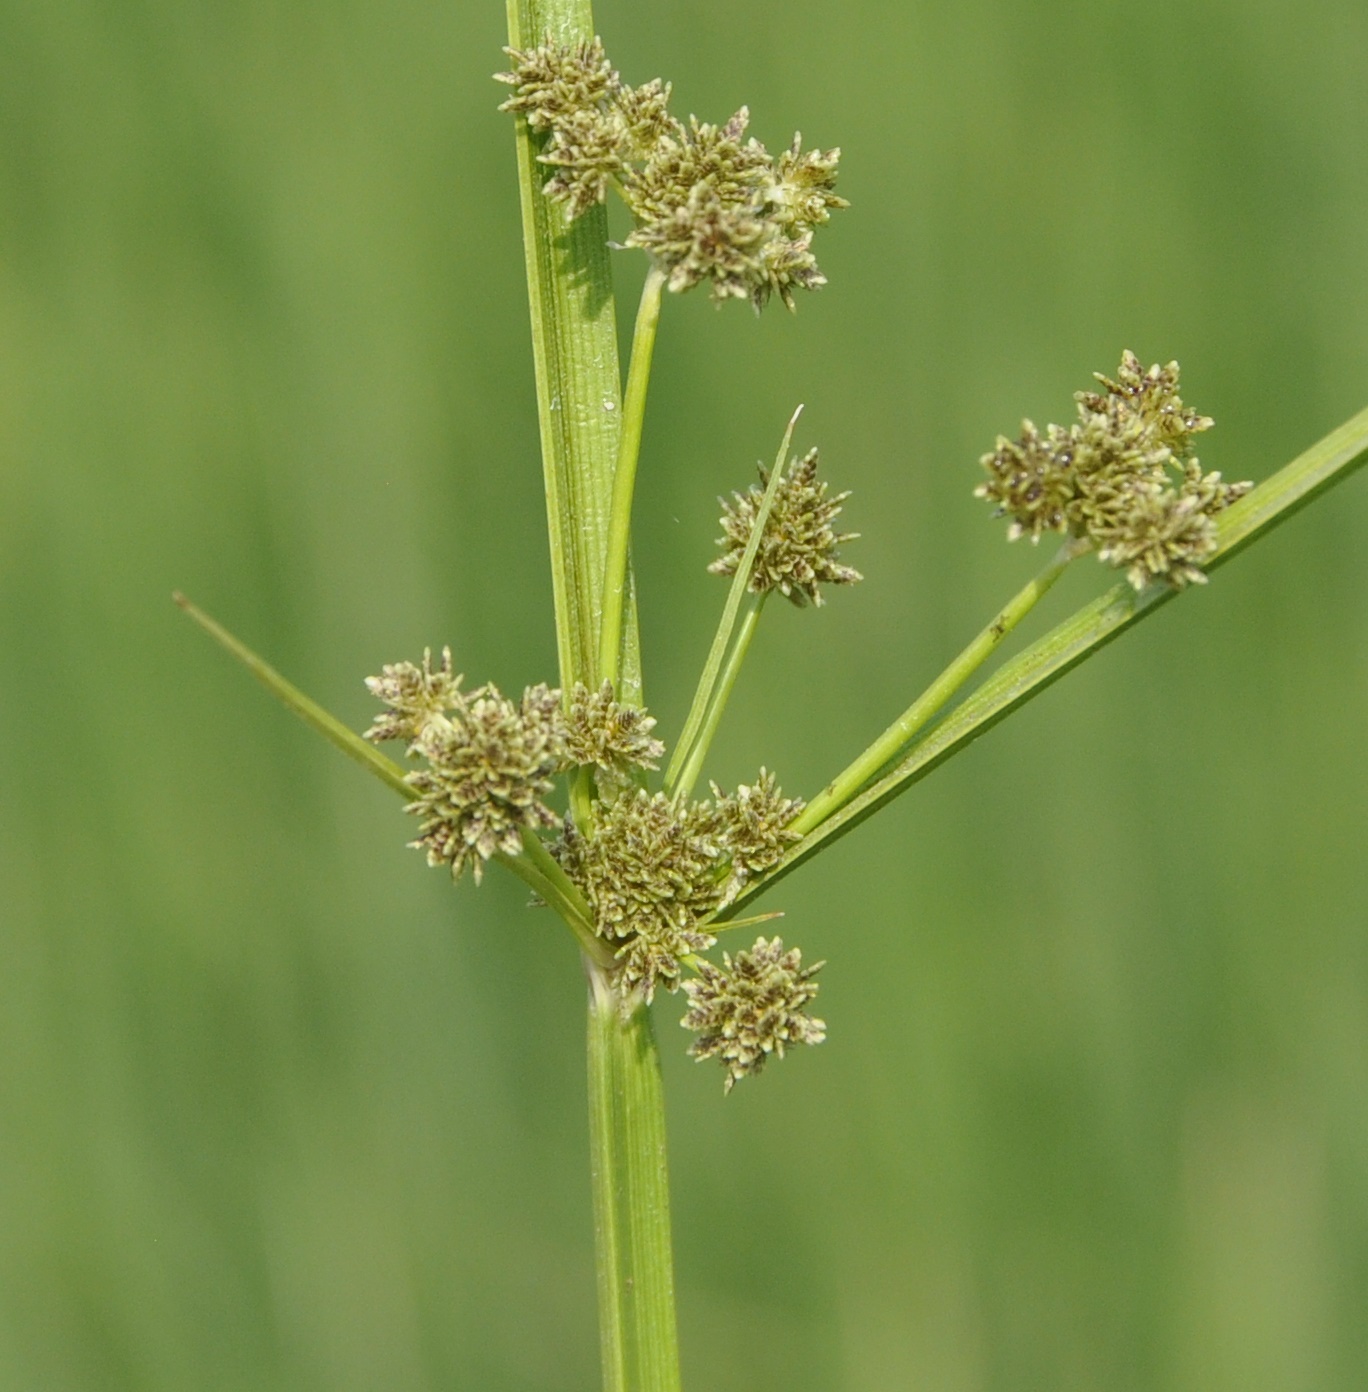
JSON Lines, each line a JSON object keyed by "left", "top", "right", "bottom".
{"left": 176, "top": 3, "right": 1368, "bottom": 1388}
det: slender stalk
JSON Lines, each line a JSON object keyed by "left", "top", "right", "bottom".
{"left": 792, "top": 534, "right": 1087, "bottom": 834}
{"left": 601, "top": 266, "right": 667, "bottom": 689}
{"left": 174, "top": 592, "right": 608, "bottom": 955}
{"left": 665, "top": 408, "right": 801, "bottom": 795}
{"left": 672, "top": 593, "right": 766, "bottom": 802}
{"left": 172, "top": 591, "right": 413, "bottom": 797}
{"left": 587, "top": 970, "right": 682, "bottom": 1392}
{"left": 717, "top": 401, "right": 1368, "bottom": 919}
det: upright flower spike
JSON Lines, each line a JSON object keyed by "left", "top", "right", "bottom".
{"left": 976, "top": 352, "right": 1251, "bottom": 589}
{"left": 681, "top": 936, "right": 826, "bottom": 1092}
{"left": 710, "top": 447, "right": 863, "bottom": 606}
{"left": 497, "top": 38, "right": 847, "bottom": 312}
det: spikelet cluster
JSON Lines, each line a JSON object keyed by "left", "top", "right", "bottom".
{"left": 365, "top": 653, "right": 820, "bottom": 1080}
{"left": 497, "top": 37, "right": 847, "bottom": 310}
{"left": 680, "top": 936, "right": 825, "bottom": 1091}
{"left": 558, "top": 790, "right": 723, "bottom": 1001}
{"left": 977, "top": 352, "right": 1251, "bottom": 589}
{"left": 368, "top": 672, "right": 565, "bottom": 884}
{"left": 710, "top": 769, "right": 804, "bottom": 902}
{"left": 366, "top": 658, "right": 679, "bottom": 885}
{"left": 564, "top": 680, "right": 665, "bottom": 795}
{"left": 710, "top": 447, "right": 862, "bottom": 606}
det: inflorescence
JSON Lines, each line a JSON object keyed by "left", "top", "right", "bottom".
{"left": 710, "top": 446, "right": 862, "bottom": 605}
{"left": 681, "top": 937, "right": 825, "bottom": 1093}
{"left": 977, "top": 352, "right": 1251, "bottom": 589}
{"left": 362, "top": 243, "right": 1239, "bottom": 1087}
{"left": 497, "top": 36, "right": 847, "bottom": 310}
{"left": 365, "top": 654, "right": 822, "bottom": 1088}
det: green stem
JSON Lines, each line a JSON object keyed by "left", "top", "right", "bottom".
{"left": 717, "top": 401, "right": 1368, "bottom": 919}
{"left": 587, "top": 971, "right": 682, "bottom": 1392}
{"left": 792, "top": 534, "right": 1087, "bottom": 834}
{"left": 507, "top": 5, "right": 681, "bottom": 1388}
{"left": 672, "top": 593, "right": 766, "bottom": 802}
{"left": 664, "top": 408, "right": 801, "bottom": 795}
{"left": 506, "top": 0, "right": 641, "bottom": 700}
{"left": 601, "top": 266, "right": 667, "bottom": 690}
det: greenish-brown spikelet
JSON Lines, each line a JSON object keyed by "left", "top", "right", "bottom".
{"left": 564, "top": 680, "right": 666, "bottom": 796}
{"left": 680, "top": 936, "right": 825, "bottom": 1092}
{"left": 710, "top": 446, "right": 862, "bottom": 606}
{"left": 710, "top": 769, "right": 805, "bottom": 903}
{"left": 365, "top": 662, "right": 566, "bottom": 885}
{"left": 976, "top": 352, "right": 1251, "bottom": 589}
{"left": 497, "top": 40, "right": 847, "bottom": 312}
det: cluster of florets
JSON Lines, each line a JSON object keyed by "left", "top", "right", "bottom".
{"left": 365, "top": 655, "right": 823, "bottom": 1088}
{"left": 681, "top": 937, "right": 826, "bottom": 1092}
{"left": 497, "top": 36, "right": 847, "bottom": 310}
{"left": 557, "top": 771, "right": 805, "bottom": 1006}
{"left": 365, "top": 651, "right": 566, "bottom": 883}
{"left": 710, "top": 447, "right": 863, "bottom": 605}
{"left": 563, "top": 679, "right": 665, "bottom": 796}
{"left": 977, "top": 352, "right": 1252, "bottom": 589}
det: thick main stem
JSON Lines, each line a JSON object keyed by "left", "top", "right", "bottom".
{"left": 507, "top": 0, "right": 641, "bottom": 700}
{"left": 507, "top": 3, "right": 681, "bottom": 1388}
{"left": 793, "top": 535, "right": 1087, "bottom": 834}
{"left": 587, "top": 971, "right": 683, "bottom": 1392}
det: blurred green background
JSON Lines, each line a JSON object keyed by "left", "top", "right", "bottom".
{"left": 3, "top": 1, "right": 1367, "bottom": 1388}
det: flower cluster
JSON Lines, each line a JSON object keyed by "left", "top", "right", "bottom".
{"left": 558, "top": 790, "right": 724, "bottom": 1001}
{"left": 556, "top": 771, "right": 807, "bottom": 1008}
{"left": 977, "top": 352, "right": 1252, "bottom": 589}
{"left": 710, "top": 769, "right": 804, "bottom": 901}
{"left": 564, "top": 679, "right": 665, "bottom": 795}
{"left": 710, "top": 447, "right": 862, "bottom": 605}
{"left": 497, "top": 36, "right": 847, "bottom": 310}
{"left": 364, "top": 654, "right": 822, "bottom": 1085}
{"left": 365, "top": 661, "right": 666, "bottom": 883}
{"left": 366, "top": 665, "right": 565, "bottom": 884}
{"left": 681, "top": 936, "right": 825, "bottom": 1092}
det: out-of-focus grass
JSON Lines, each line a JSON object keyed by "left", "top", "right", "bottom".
{"left": 1, "top": 2, "right": 1366, "bottom": 1388}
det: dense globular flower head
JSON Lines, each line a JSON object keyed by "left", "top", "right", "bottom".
{"left": 711, "top": 769, "right": 804, "bottom": 903}
{"left": 497, "top": 39, "right": 846, "bottom": 312}
{"left": 364, "top": 647, "right": 464, "bottom": 751}
{"left": 768, "top": 135, "right": 849, "bottom": 231}
{"left": 558, "top": 790, "right": 723, "bottom": 1002}
{"left": 1076, "top": 350, "right": 1214, "bottom": 455}
{"left": 380, "top": 676, "right": 566, "bottom": 885}
{"left": 495, "top": 36, "right": 619, "bottom": 133}
{"left": 976, "top": 420, "right": 1080, "bottom": 544}
{"left": 1092, "top": 461, "right": 1252, "bottom": 590}
{"left": 976, "top": 352, "right": 1250, "bottom": 590}
{"left": 709, "top": 447, "right": 862, "bottom": 606}
{"left": 564, "top": 680, "right": 666, "bottom": 795}
{"left": 681, "top": 936, "right": 825, "bottom": 1092}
